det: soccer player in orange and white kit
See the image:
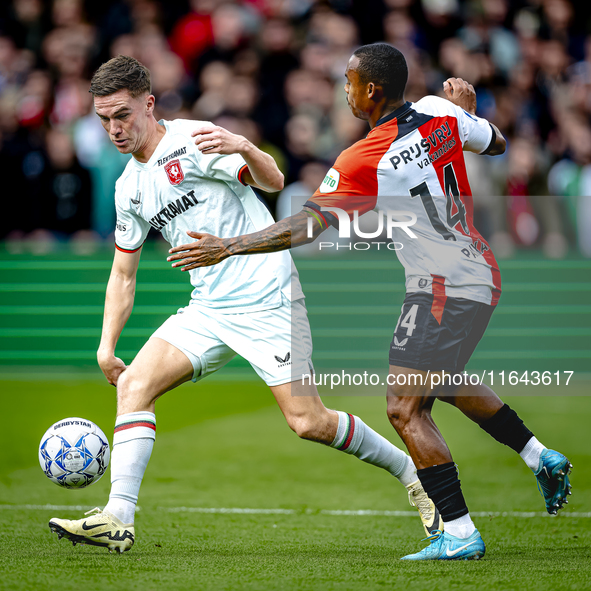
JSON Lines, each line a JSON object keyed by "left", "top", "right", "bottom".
{"left": 169, "top": 43, "right": 573, "bottom": 561}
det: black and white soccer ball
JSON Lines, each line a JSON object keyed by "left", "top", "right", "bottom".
{"left": 39, "top": 417, "right": 110, "bottom": 489}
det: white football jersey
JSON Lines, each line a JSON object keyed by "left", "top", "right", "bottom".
{"left": 307, "top": 96, "right": 501, "bottom": 306}
{"left": 114, "top": 119, "right": 303, "bottom": 313}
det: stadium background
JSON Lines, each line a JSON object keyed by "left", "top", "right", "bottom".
{"left": 0, "top": 0, "right": 590, "bottom": 374}
{"left": 0, "top": 2, "right": 590, "bottom": 589}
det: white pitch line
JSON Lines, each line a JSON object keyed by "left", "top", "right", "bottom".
{"left": 160, "top": 507, "right": 591, "bottom": 518}
{"left": 1, "top": 505, "right": 589, "bottom": 518}
{"left": 0, "top": 504, "right": 141, "bottom": 512}
{"left": 321, "top": 509, "right": 591, "bottom": 518}
{"left": 0, "top": 504, "right": 92, "bottom": 511}
{"left": 164, "top": 507, "right": 295, "bottom": 515}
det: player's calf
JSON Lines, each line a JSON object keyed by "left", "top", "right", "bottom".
{"left": 386, "top": 386, "right": 452, "bottom": 468}
{"left": 272, "top": 382, "right": 338, "bottom": 444}
{"left": 385, "top": 370, "right": 438, "bottom": 437}
{"left": 272, "top": 383, "right": 439, "bottom": 533}
{"left": 286, "top": 410, "right": 336, "bottom": 443}
{"left": 386, "top": 394, "right": 420, "bottom": 435}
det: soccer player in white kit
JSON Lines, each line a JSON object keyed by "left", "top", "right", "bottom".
{"left": 168, "top": 44, "right": 572, "bottom": 561}
{"left": 48, "top": 55, "right": 441, "bottom": 553}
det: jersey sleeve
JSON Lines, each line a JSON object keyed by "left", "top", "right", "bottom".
{"left": 454, "top": 107, "right": 494, "bottom": 155}
{"left": 305, "top": 146, "right": 378, "bottom": 227}
{"left": 200, "top": 152, "right": 249, "bottom": 186}
{"left": 114, "top": 183, "right": 151, "bottom": 253}
{"left": 169, "top": 118, "right": 250, "bottom": 185}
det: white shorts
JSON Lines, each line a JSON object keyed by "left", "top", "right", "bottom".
{"left": 151, "top": 297, "right": 314, "bottom": 386}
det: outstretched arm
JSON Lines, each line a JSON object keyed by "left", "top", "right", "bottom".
{"left": 167, "top": 209, "right": 327, "bottom": 271}
{"left": 443, "top": 77, "right": 506, "bottom": 155}
{"left": 192, "top": 124, "right": 284, "bottom": 192}
{"left": 97, "top": 248, "right": 141, "bottom": 385}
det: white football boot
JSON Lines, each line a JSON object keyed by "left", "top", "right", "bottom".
{"left": 49, "top": 507, "right": 135, "bottom": 553}
{"left": 406, "top": 480, "right": 444, "bottom": 536}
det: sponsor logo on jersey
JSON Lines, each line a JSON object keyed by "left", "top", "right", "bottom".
{"left": 165, "top": 159, "right": 185, "bottom": 185}
{"left": 116, "top": 222, "right": 127, "bottom": 232}
{"left": 418, "top": 278, "right": 428, "bottom": 289}
{"left": 148, "top": 189, "right": 199, "bottom": 230}
{"left": 426, "top": 137, "right": 457, "bottom": 166}
{"left": 318, "top": 168, "right": 340, "bottom": 193}
{"left": 157, "top": 147, "right": 187, "bottom": 167}
{"left": 131, "top": 190, "right": 141, "bottom": 207}
{"left": 389, "top": 121, "right": 456, "bottom": 171}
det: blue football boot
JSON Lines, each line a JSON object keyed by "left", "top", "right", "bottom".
{"left": 535, "top": 449, "right": 572, "bottom": 515}
{"left": 400, "top": 529, "right": 485, "bottom": 561}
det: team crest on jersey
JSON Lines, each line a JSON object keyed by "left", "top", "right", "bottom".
{"left": 165, "top": 159, "right": 185, "bottom": 186}
{"left": 318, "top": 168, "right": 340, "bottom": 193}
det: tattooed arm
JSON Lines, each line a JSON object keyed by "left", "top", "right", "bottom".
{"left": 167, "top": 209, "right": 327, "bottom": 270}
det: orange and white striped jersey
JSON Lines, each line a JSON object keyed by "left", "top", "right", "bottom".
{"left": 306, "top": 96, "right": 501, "bottom": 306}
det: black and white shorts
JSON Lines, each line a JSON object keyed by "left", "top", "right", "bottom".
{"left": 388, "top": 292, "right": 495, "bottom": 373}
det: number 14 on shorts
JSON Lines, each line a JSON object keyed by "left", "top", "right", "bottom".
{"left": 395, "top": 304, "right": 419, "bottom": 336}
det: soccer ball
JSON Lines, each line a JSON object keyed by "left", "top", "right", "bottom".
{"left": 39, "top": 417, "right": 110, "bottom": 489}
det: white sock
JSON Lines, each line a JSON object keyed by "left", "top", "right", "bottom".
{"left": 104, "top": 411, "right": 156, "bottom": 524}
{"left": 398, "top": 456, "right": 419, "bottom": 487}
{"left": 329, "top": 411, "right": 415, "bottom": 485}
{"left": 443, "top": 513, "right": 476, "bottom": 539}
{"left": 519, "top": 436, "right": 546, "bottom": 472}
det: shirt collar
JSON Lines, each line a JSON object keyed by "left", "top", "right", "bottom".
{"left": 374, "top": 101, "right": 412, "bottom": 128}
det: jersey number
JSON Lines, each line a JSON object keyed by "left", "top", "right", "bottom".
{"left": 395, "top": 304, "right": 418, "bottom": 336}
{"left": 409, "top": 163, "right": 468, "bottom": 241}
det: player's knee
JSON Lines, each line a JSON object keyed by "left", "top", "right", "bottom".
{"left": 386, "top": 396, "right": 416, "bottom": 432}
{"left": 116, "top": 371, "right": 151, "bottom": 409}
{"left": 116, "top": 371, "right": 134, "bottom": 403}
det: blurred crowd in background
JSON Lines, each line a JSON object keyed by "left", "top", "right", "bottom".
{"left": 1, "top": 0, "right": 591, "bottom": 257}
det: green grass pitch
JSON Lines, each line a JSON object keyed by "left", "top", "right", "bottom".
{"left": 0, "top": 375, "right": 589, "bottom": 591}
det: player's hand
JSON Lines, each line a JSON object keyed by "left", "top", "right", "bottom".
{"left": 167, "top": 231, "right": 230, "bottom": 270}
{"left": 97, "top": 352, "right": 127, "bottom": 387}
{"left": 443, "top": 77, "right": 477, "bottom": 115}
{"left": 191, "top": 125, "right": 247, "bottom": 155}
